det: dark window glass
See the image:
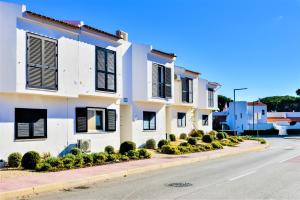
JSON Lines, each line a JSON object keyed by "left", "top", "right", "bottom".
{"left": 262, "top": 110, "right": 265, "bottom": 115}
{"left": 182, "top": 78, "right": 193, "bottom": 103}
{"left": 202, "top": 115, "right": 209, "bottom": 126}
{"left": 96, "top": 111, "right": 103, "bottom": 130}
{"left": 177, "top": 112, "right": 186, "bottom": 127}
{"left": 208, "top": 88, "right": 214, "bottom": 107}
{"left": 143, "top": 111, "right": 156, "bottom": 130}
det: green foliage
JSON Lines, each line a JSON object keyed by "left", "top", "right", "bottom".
{"left": 169, "top": 134, "right": 176, "bottom": 141}
{"left": 36, "top": 162, "right": 52, "bottom": 172}
{"left": 216, "top": 132, "right": 225, "bottom": 140}
{"left": 145, "top": 139, "right": 156, "bottom": 149}
{"left": 220, "top": 139, "right": 237, "bottom": 147}
{"left": 21, "top": 151, "right": 41, "bottom": 169}
{"left": 286, "top": 129, "right": 300, "bottom": 135}
{"left": 260, "top": 96, "right": 300, "bottom": 112}
{"left": 208, "top": 130, "right": 218, "bottom": 138}
{"left": 179, "top": 142, "right": 189, "bottom": 146}
{"left": 189, "top": 129, "right": 204, "bottom": 138}
{"left": 202, "top": 134, "right": 214, "bottom": 143}
{"left": 218, "top": 95, "right": 232, "bottom": 111}
{"left": 297, "top": 89, "right": 300, "bottom": 96}
{"left": 120, "top": 155, "right": 130, "bottom": 161}
{"left": 104, "top": 145, "right": 115, "bottom": 154}
{"left": 211, "top": 141, "right": 223, "bottom": 149}
{"left": 119, "top": 141, "right": 136, "bottom": 154}
{"left": 202, "top": 143, "right": 213, "bottom": 151}
{"left": 92, "top": 152, "right": 107, "bottom": 165}
{"left": 82, "top": 154, "right": 93, "bottom": 166}
{"left": 138, "top": 149, "right": 151, "bottom": 159}
{"left": 106, "top": 153, "right": 119, "bottom": 162}
{"left": 74, "top": 155, "right": 84, "bottom": 168}
{"left": 70, "top": 148, "right": 81, "bottom": 156}
{"left": 62, "top": 157, "right": 74, "bottom": 169}
{"left": 179, "top": 133, "right": 187, "bottom": 140}
{"left": 187, "top": 137, "right": 197, "bottom": 145}
{"left": 228, "top": 136, "right": 240, "bottom": 144}
{"left": 8, "top": 152, "right": 22, "bottom": 168}
{"left": 160, "top": 145, "right": 180, "bottom": 155}
{"left": 242, "top": 129, "right": 279, "bottom": 136}
{"left": 46, "top": 157, "right": 63, "bottom": 169}
{"left": 127, "top": 150, "right": 139, "bottom": 159}
{"left": 158, "top": 139, "right": 169, "bottom": 149}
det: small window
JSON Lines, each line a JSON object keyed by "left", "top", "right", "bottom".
{"left": 240, "top": 113, "right": 243, "bottom": 118}
{"left": 177, "top": 113, "right": 186, "bottom": 127}
{"left": 262, "top": 110, "right": 265, "bottom": 115}
{"left": 87, "top": 108, "right": 105, "bottom": 132}
{"left": 143, "top": 111, "right": 156, "bottom": 130}
{"left": 208, "top": 88, "right": 214, "bottom": 107}
{"left": 202, "top": 115, "right": 209, "bottom": 126}
{"left": 15, "top": 108, "right": 47, "bottom": 139}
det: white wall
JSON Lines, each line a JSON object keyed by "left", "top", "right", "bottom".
{"left": 227, "top": 101, "right": 248, "bottom": 132}
{"left": 197, "top": 109, "right": 213, "bottom": 133}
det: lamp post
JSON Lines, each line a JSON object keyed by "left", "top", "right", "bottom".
{"left": 233, "top": 88, "right": 248, "bottom": 135}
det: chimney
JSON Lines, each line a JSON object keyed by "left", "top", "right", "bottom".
{"left": 116, "top": 30, "right": 128, "bottom": 41}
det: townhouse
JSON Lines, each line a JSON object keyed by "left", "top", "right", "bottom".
{"left": 0, "top": 1, "right": 220, "bottom": 159}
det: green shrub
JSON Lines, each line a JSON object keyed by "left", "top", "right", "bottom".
{"left": 158, "top": 139, "right": 169, "bottom": 148}
{"left": 179, "top": 133, "right": 187, "bottom": 140}
{"left": 70, "top": 148, "right": 81, "bottom": 156}
{"left": 187, "top": 137, "right": 197, "bottom": 145}
{"left": 242, "top": 129, "right": 279, "bottom": 136}
{"left": 220, "top": 139, "right": 237, "bottom": 147}
{"left": 82, "top": 154, "right": 93, "bottom": 166}
{"left": 104, "top": 145, "right": 115, "bottom": 154}
{"left": 216, "top": 132, "right": 225, "bottom": 140}
{"left": 258, "top": 138, "right": 266, "bottom": 144}
{"left": 127, "top": 150, "right": 139, "bottom": 159}
{"left": 62, "top": 157, "right": 74, "bottom": 169}
{"left": 138, "top": 149, "right": 151, "bottom": 159}
{"left": 46, "top": 157, "right": 63, "bottom": 169}
{"left": 74, "top": 155, "right": 84, "bottom": 168}
{"left": 200, "top": 143, "right": 213, "bottom": 151}
{"left": 211, "top": 141, "right": 223, "bottom": 149}
{"left": 160, "top": 145, "right": 180, "bottom": 155}
{"left": 179, "top": 142, "right": 189, "bottom": 146}
{"left": 229, "top": 136, "right": 239, "bottom": 144}
{"left": 36, "top": 162, "right": 52, "bottom": 172}
{"left": 107, "top": 153, "right": 119, "bottom": 162}
{"left": 237, "top": 136, "right": 244, "bottom": 142}
{"left": 92, "top": 153, "right": 107, "bottom": 165}
{"left": 202, "top": 134, "right": 214, "bottom": 143}
{"left": 169, "top": 134, "right": 176, "bottom": 141}
{"left": 21, "top": 151, "right": 40, "bottom": 169}
{"left": 119, "top": 141, "right": 136, "bottom": 155}
{"left": 208, "top": 130, "right": 218, "bottom": 138}
{"left": 189, "top": 129, "right": 204, "bottom": 138}
{"left": 145, "top": 139, "right": 156, "bottom": 149}
{"left": 8, "top": 152, "right": 22, "bottom": 168}
{"left": 121, "top": 155, "right": 130, "bottom": 161}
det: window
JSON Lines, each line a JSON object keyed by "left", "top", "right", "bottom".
{"left": 208, "top": 88, "right": 214, "bottom": 107}
{"left": 15, "top": 108, "right": 47, "bottom": 139}
{"left": 240, "top": 113, "right": 243, "bottom": 118}
{"left": 262, "top": 110, "right": 265, "bottom": 115}
{"left": 143, "top": 111, "right": 156, "bottom": 130}
{"left": 177, "top": 113, "right": 186, "bottom": 127}
{"left": 202, "top": 115, "right": 209, "bottom": 126}
{"left": 76, "top": 107, "right": 116, "bottom": 133}
{"left": 152, "top": 63, "right": 171, "bottom": 98}
{"left": 182, "top": 78, "right": 193, "bottom": 103}
{"left": 26, "top": 33, "right": 58, "bottom": 90}
{"left": 95, "top": 47, "right": 116, "bottom": 92}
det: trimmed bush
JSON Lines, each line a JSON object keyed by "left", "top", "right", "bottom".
{"left": 138, "top": 149, "right": 151, "bottom": 159}
{"left": 8, "top": 152, "right": 22, "bottom": 168}
{"left": 211, "top": 141, "right": 223, "bottom": 149}
{"left": 82, "top": 154, "right": 93, "bottom": 166}
{"left": 202, "top": 134, "right": 214, "bottom": 143}
{"left": 216, "top": 132, "right": 225, "bottom": 140}
{"left": 21, "top": 151, "right": 40, "bottom": 169}
{"left": 242, "top": 129, "right": 279, "bottom": 136}
{"left": 220, "top": 139, "right": 237, "bottom": 147}
{"left": 158, "top": 139, "right": 169, "bottom": 149}
{"left": 70, "top": 148, "right": 81, "bottom": 156}
{"left": 119, "top": 141, "right": 136, "bottom": 155}
{"left": 287, "top": 129, "right": 300, "bottom": 136}
{"left": 179, "top": 142, "right": 189, "bottom": 146}
{"left": 64, "top": 153, "right": 76, "bottom": 160}
{"left": 179, "top": 133, "right": 187, "bottom": 140}
{"left": 145, "top": 139, "right": 156, "bottom": 149}
{"left": 237, "top": 136, "right": 244, "bottom": 142}
{"left": 208, "top": 130, "right": 218, "bottom": 138}
{"left": 92, "top": 153, "right": 107, "bottom": 165}
{"left": 258, "top": 138, "right": 266, "bottom": 144}
{"left": 46, "top": 157, "right": 63, "bottom": 169}
{"left": 121, "top": 155, "right": 130, "bottom": 161}
{"left": 107, "top": 154, "right": 119, "bottom": 162}
{"left": 73, "top": 155, "right": 84, "bottom": 168}
{"left": 189, "top": 129, "right": 204, "bottom": 138}
{"left": 202, "top": 143, "right": 213, "bottom": 151}
{"left": 104, "top": 145, "right": 115, "bottom": 154}
{"left": 187, "top": 137, "right": 197, "bottom": 145}
{"left": 36, "top": 162, "right": 52, "bottom": 172}
{"left": 127, "top": 150, "right": 139, "bottom": 159}
{"left": 160, "top": 145, "right": 180, "bottom": 155}
{"left": 228, "top": 136, "right": 239, "bottom": 144}
{"left": 169, "top": 134, "right": 176, "bottom": 141}
{"left": 62, "top": 157, "right": 74, "bottom": 169}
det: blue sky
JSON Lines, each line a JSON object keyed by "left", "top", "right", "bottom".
{"left": 6, "top": 0, "right": 300, "bottom": 101}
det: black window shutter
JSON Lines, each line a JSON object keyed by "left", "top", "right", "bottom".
{"left": 182, "top": 78, "right": 187, "bottom": 102}
{"left": 76, "top": 107, "right": 87, "bottom": 133}
{"left": 152, "top": 63, "right": 159, "bottom": 97}
{"left": 188, "top": 79, "right": 193, "bottom": 103}
{"left": 165, "top": 67, "right": 172, "bottom": 98}
{"left": 106, "top": 109, "right": 116, "bottom": 131}
{"left": 42, "top": 40, "right": 57, "bottom": 89}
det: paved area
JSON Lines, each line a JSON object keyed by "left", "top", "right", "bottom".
{"left": 29, "top": 138, "right": 300, "bottom": 200}
{"left": 0, "top": 140, "right": 263, "bottom": 199}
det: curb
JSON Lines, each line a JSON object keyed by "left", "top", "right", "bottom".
{"left": 1, "top": 143, "right": 269, "bottom": 200}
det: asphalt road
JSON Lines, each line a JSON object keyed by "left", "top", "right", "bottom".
{"left": 31, "top": 138, "right": 300, "bottom": 200}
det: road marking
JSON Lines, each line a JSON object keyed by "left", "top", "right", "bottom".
{"left": 229, "top": 170, "right": 256, "bottom": 181}
{"left": 279, "top": 154, "right": 300, "bottom": 163}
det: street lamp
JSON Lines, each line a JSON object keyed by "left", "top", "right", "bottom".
{"left": 233, "top": 88, "right": 248, "bottom": 135}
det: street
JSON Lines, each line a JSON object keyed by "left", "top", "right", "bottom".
{"left": 31, "top": 138, "right": 300, "bottom": 200}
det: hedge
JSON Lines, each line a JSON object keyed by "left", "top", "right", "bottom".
{"left": 242, "top": 129, "right": 279, "bottom": 136}
{"left": 286, "top": 129, "right": 300, "bottom": 136}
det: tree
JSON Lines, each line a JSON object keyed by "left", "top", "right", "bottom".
{"left": 260, "top": 96, "right": 300, "bottom": 112}
{"left": 296, "top": 89, "right": 300, "bottom": 96}
{"left": 218, "top": 95, "right": 232, "bottom": 111}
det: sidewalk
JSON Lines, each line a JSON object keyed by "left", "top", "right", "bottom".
{"left": 0, "top": 141, "right": 268, "bottom": 199}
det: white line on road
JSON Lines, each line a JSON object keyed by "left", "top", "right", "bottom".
{"left": 279, "top": 154, "right": 300, "bottom": 163}
{"left": 229, "top": 170, "right": 256, "bottom": 181}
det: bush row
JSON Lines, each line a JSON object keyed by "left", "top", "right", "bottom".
{"left": 242, "top": 129, "right": 279, "bottom": 136}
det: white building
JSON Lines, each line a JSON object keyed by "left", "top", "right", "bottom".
{"left": 0, "top": 2, "right": 220, "bottom": 159}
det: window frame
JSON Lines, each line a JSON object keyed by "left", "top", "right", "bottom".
{"left": 95, "top": 46, "right": 117, "bottom": 93}
{"left": 87, "top": 108, "right": 106, "bottom": 133}
{"left": 177, "top": 112, "right": 186, "bottom": 127}
{"left": 202, "top": 114, "right": 209, "bottom": 126}
{"left": 26, "top": 32, "right": 58, "bottom": 91}
{"left": 208, "top": 88, "right": 214, "bottom": 107}
{"left": 143, "top": 111, "right": 156, "bottom": 130}
{"left": 15, "top": 108, "right": 47, "bottom": 140}
{"left": 182, "top": 78, "right": 193, "bottom": 103}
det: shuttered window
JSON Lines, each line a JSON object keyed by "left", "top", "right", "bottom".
{"left": 76, "top": 107, "right": 116, "bottom": 133}
{"left": 96, "top": 47, "right": 116, "bottom": 92}
{"left": 177, "top": 112, "right": 186, "bottom": 127}
{"left": 182, "top": 78, "right": 193, "bottom": 103}
{"left": 27, "top": 33, "right": 58, "bottom": 90}
{"left": 15, "top": 108, "right": 47, "bottom": 139}
{"left": 208, "top": 88, "right": 214, "bottom": 107}
{"left": 202, "top": 115, "right": 209, "bottom": 126}
{"left": 152, "top": 63, "right": 172, "bottom": 98}
{"left": 143, "top": 111, "right": 156, "bottom": 130}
